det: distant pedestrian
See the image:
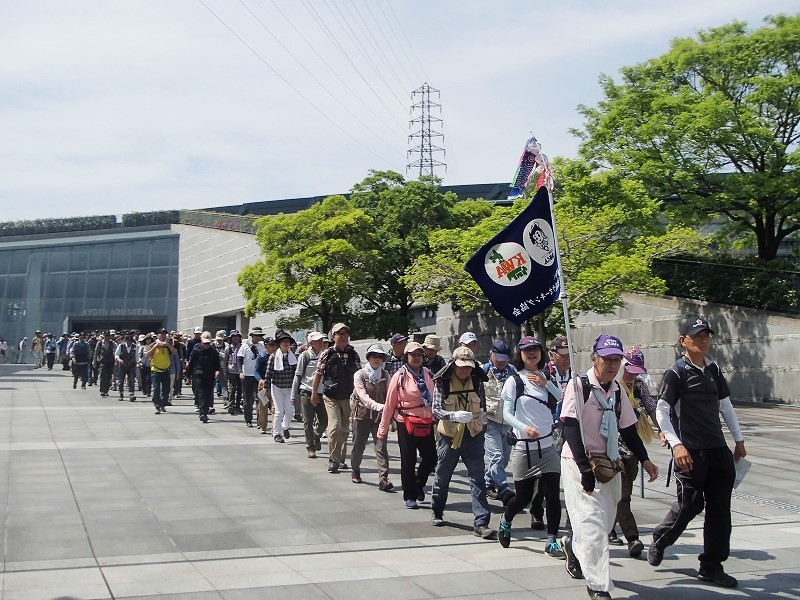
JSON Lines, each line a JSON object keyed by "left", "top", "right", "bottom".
{"left": 312, "top": 323, "right": 361, "bottom": 474}
{"left": 291, "top": 331, "right": 328, "bottom": 458}
{"left": 186, "top": 331, "right": 221, "bottom": 423}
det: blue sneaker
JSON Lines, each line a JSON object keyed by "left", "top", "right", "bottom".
{"left": 405, "top": 499, "right": 419, "bottom": 509}
{"left": 545, "top": 539, "right": 565, "bottom": 559}
{"left": 498, "top": 517, "right": 511, "bottom": 548}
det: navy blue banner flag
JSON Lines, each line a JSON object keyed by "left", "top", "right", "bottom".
{"left": 464, "top": 186, "right": 561, "bottom": 325}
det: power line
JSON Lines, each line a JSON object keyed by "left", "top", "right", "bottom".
{"left": 360, "top": 0, "right": 416, "bottom": 91}
{"left": 298, "top": 0, "right": 408, "bottom": 128}
{"left": 237, "top": 0, "right": 405, "bottom": 154}
{"left": 264, "top": 0, "right": 407, "bottom": 133}
{"left": 196, "top": 0, "right": 399, "bottom": 168}
{"left": 375, "top": 0, "right": 426, "bottom": 85}
{"left": 320, "top": 0, "right": 408, "bottom": 112}
{"left": 342, "top": 0, "right": 411, "bottom": 93}
{"left": 384, "top": 1, "right": 429, "bottom": 83}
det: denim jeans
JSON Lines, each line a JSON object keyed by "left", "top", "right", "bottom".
{"left": 432, "top": 429, "right": 490, "bottom": 527}
{"left": 484, "top": 419, "right": 514, "bottom": 494}
{"left": 151, "top": 369, "right": 170, "bottom": 409}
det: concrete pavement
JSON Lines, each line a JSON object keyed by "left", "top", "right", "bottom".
{"left": 0, "top": 363, "right": 799, "bottom": 599}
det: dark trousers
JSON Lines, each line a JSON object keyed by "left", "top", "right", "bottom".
{"left": 506, "top": 472, "right": 562, "bottom": 536}
{"left": 118, "top": 365, "right": 136, "bottom": 398}
{"left": 88, "top": 362, "right": 97, "bottom": 385}
{"left": 151, "top": 369, "right": 170, "bottom": 409}
{"left": 46, "top": 353, "right": 56, "bottom": 369}
{"left": 301, "top": 390, "right": 327, "bottom": 450}
{"left": 530, "top": 478, "right": 545, "bottom": 521}
{"left": 194, "top": 376, "right": 215, "bottom": 417}
{"left": 72, "top": 364, "right": 88, "bottom": 388}
{"left": 99, "top": 363, "right": 114, "bottom": 394}
{"left": 616, "top": 453, "right": 641, "bottom": 541}
{"left": 242, "top": 376, "right": 257, "bottom": 425}
{"left": 173, "top": 370, "right": 183, "bottom": 397}
{"left": 140, "top": 366, "right": 151, "bottom": 396}
{"left": 653, "top": 446, "right": 736, "bottom": 573}
{"left": 227, "top": 373, "right": 242, "bottom": 411}
{"left": 395, "top": 422, "right": 437, "bottom": 502}
{"left": 431, "top": 430, "right": 490, "bottom": 526}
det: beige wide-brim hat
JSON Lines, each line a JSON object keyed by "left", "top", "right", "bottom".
{"left": 422, "top": 335, "right": 441, "bottom": 351}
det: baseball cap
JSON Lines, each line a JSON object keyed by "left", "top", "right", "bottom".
{"left": 452, "top": 346, "right": 477, "bottom": 367}
{"left": 593, "top": 334, "right": 624, "bottom": 357}
{"left": 549, "top": 335, "right": 569, "bottom": 355}
{"left": 490, "top": 340, "right": 511, "bottom": 362}
{"left": 624, "top": 347, "right": 647, "bottom": 374}
{"left": 215, "top": 330, "right": 226, "bottom": 341}
{"left": 330, "top": 323, "right": 350, "bottom": 336}
{"left": 517, "top": 336, "right": 543, "bottom": 350}
{"left": 200, "top": 331, "right": 212, "bottom": 343}
{"left": 404, "top": 341, "right": 424, "bottom": 355}
{"left": 679, "top": 315, "right": 715, "bottom": 336}
{"left": 157, "top": 327, "right": 168, "bottom": 334}
{"left": 229, "top": 329, "right": 241, "bottom": 337}
{"left": 249, "top": 326, "right": 264, "bottom": 336}
{"left": 308, "top": 331, "right": 325, "bottom": 342}
{"left": 389, "top": 333, "right": 408, "bottom": 345}
{"left": 194, "top": 326, "right": 203, "bottom": 334}
{"left": 459, "top": 332, "right": 478, "bottom": 345}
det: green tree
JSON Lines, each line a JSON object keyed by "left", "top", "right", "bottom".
{"left": 403, "top": 158, "right": 703, "bottom": 339}
{"left": 349, "top": 171, "right": 479, "bottom": 337}
{"left": 575, "top": 14, "right": 800, "bottom": 260}
{"left": 237, "top": 195, "right": 377, "bottom": 335}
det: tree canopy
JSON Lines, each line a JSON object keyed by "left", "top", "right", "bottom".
{"left": 237, "top": 195, "right": 376, "bottom": 334}
{"left": 575, "top": 14, "right": 800, "bottom": 260}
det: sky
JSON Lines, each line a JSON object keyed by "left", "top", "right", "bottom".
{"left": 0, "top": 0, "right": 796, "bottom": 221}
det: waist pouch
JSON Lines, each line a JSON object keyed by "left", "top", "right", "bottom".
{"left": 587, "top": 452, "right": 624, "bottom": 483}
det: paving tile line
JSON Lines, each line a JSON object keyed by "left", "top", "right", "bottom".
{"left": 32, "top": 388, "right": 123, "bottom": 599}
{"left": 3, "top": 513, "right": 799, "bottom": 576}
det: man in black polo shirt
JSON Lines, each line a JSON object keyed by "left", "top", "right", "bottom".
{"left": 647, "top": 315, "right": 747, "bottom": 588}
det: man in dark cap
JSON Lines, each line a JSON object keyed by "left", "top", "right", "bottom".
{"left": 647, "top": 315, "right": 746, "bottom": 589}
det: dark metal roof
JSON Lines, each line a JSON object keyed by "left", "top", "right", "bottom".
{"left": 204, "top": 182, "right": 511, "bottom": 216}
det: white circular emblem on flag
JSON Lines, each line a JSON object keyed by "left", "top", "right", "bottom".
{"left": 483, "top": 242, "right": 531, "bottom": 287}
{"left": 522, "top": 219, "right": 556, "bottom": 267}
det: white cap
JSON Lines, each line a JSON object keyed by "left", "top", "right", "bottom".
{"left": 307, "top": 331, "right": 325, "bottom": 342}
{"left": 459, "top": 332, "right": 478, "bottom": 344}
{"left": 194, "top": 326, "right": 203, "bottom": 334}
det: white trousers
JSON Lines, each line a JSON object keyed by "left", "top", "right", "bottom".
{"left": 271, "top": 385, "right": 293, "bottom": 437}
{"left": 562, "top": 455, "right": 622, "bottom": 593}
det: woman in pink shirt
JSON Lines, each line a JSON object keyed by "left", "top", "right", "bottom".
{"left": 378, "top": 341, "right": 436, "bottom": 510}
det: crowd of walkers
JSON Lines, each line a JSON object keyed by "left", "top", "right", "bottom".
{"left": 32, "top": 313, "right": 746, "bottom": 599}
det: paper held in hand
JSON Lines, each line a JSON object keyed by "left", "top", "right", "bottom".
{"left": 734, "top": 457, "right": 751, "bottom": 489}
{"left": 257, "top": 387, "right": 270, "bottom": 407}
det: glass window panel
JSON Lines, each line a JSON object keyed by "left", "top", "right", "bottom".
{"left": 47, "top": 252, "right": 69, "bottom": 272}
{"left": 86, "top": 272, "right": 107, "bottom": 298}
{"left": 10, "top": 252, "right": 28, "bottom": 274}
{"left": 66, "top": 275, "right": 87, "bottom": 298}
{"left": 147, "top": 275, "right": 169, "bottom": 297}
{"left": 89, "top": 251, "right": 109, "bottom": 270}
{"left": 109, "top": 247, "right": 130, "bottom": 269}
{"left": 149, "top": 248, "right": 170, "bottom": 266}
{"left": 126, "top": 273, "right": 148, "bottom": 296}
{"left": 0, "top": 252, "right": 10, "bottom": 274}
{"left": 130, "top": 249, "right": 151, "bottom": 268}
{"left": 6, "top": 276, "right": 25, "bottom": 298}
{"left": 42, "top": 297, "right": 63, "bottom": 315}
{"left": 70, "top": 251, "right": 89, "bottom": 271}
{"left": 45, "top": 273, "right": 66, "bottom": 297}
{"left": 106, "top": 274, "right": 126, "bottom": 298}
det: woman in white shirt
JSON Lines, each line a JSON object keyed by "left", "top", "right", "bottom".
{"left": 497, "top": 336, "right": 564, "bottom": 558}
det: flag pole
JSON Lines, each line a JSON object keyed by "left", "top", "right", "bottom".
{"left": 536, "top": 154, "right": 586, "bottom": 440}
